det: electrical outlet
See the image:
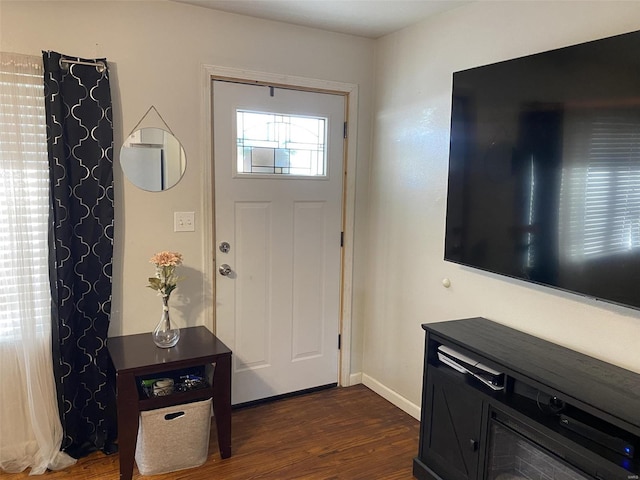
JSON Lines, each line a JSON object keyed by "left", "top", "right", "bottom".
{"left": 174, "top": 212, "right": 195, "bottom": 232}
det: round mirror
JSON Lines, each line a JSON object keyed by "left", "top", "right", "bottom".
{"left": 120, "top": 127, "right": 186, "bottom": 191}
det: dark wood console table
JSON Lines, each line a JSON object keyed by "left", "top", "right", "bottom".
{"left": 108, "top": 326, "right": 232, "bottom": 480}
{"left": 414, "top": 317, "right": 640, "bottom": 480}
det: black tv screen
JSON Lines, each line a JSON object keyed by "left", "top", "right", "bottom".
{"left": 444, "top": 29, "right": 640, "bottom": 310}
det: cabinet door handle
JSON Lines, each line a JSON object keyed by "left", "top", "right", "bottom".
{"left": 469, "top": 439, "right": 479, "bottom": 451}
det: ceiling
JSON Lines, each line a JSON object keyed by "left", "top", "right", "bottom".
{"left": 172, "top": 0, "right": 471, "bottom": 39}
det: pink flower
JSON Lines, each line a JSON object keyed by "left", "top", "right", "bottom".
{"left": 150, "top": 251, "right": 183, "bottom": 267}
{"left": 148, "top": 251, "right": 184, "bottom": 298}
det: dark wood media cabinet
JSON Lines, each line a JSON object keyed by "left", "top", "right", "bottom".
{"left": 413, "top": 317, "right": 640, "bottom": 480}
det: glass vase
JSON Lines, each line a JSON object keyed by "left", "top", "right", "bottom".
{"left": 152, "top": 296, "right": 180, "bottom": 348}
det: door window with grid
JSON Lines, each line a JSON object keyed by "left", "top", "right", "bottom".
{"left": 236, "top": 110, "right": 327, "bottom": 177}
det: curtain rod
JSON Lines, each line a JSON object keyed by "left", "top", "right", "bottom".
{"left": 59, "top": 58, "right": 106, "bottom": 73}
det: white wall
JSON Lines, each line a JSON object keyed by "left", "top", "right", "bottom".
{"left": 5, "top": 0, "right": 640, "bottom": 420}
{"left": 365, "top": 1, "right": 640, "bottom": 416}
{"left": 0, "top": 0, "right": 374, "bottom": 375}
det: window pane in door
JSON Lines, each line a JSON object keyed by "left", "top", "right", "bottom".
{"left": 236, "top": 110, "right": 327, "bottom": 176}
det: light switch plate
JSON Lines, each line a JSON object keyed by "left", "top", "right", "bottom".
{"left": 174, "top": 212, "right": 195, "bottom": 232}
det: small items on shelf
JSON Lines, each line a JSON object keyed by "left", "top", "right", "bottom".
{"left": 174, "top": 374, "right": 207, "bottom": 392}
{"left": 140, "top": 373, "right": 208, "bottom": 398}
{"left": 152, "top": 378, "right": 174, "bottom": 396}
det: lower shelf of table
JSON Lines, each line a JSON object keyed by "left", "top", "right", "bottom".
{"left": 138, "top": 387, "right": 215, "bottom": 411}
{"left": 135, "top": 363, "right": 215, "bottom": 410}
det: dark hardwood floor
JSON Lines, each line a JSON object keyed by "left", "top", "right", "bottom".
{"left": 6, "top": 384, "right": 420, "bottom": 479}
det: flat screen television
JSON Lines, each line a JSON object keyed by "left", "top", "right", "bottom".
{"left": 444, "top": 29, "right": 640, "bottom": 310}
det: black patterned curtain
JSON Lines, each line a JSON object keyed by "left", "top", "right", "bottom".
{"left": 42, "top": 51, "right": 116, "bottom": 458}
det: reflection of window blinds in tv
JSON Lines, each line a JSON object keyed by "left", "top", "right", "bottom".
{"left": 559, "top": 110, "right": 640, "bottom": 261}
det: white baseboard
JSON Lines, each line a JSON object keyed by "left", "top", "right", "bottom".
{"left": 347, "top": 372, "right": 362, "bottom": 386}
{"left": 361, "top": 374, "right": 421, "bottom": 420}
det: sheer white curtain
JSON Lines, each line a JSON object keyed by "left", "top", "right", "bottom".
{"left": 0, "top": 52, "right": 76, "bottom": 474}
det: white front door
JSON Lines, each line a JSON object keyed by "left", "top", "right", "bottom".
{"left": 212, "top": 80, "right": 345, "bottom": 405}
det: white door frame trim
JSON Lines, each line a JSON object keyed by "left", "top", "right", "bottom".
{"left": 200, "top": 64, "right": 358, "bottom": 388}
